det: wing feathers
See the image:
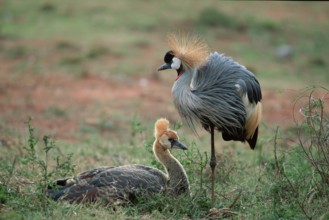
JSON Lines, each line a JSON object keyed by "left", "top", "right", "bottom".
{"left": 47, "top": 165, "right": 168, "bottom": 204}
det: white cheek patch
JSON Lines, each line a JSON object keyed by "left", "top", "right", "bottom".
{"left": 171, "top": 57, "right": 181, "bottom": 70}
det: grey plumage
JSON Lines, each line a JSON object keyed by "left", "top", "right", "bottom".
{"left": 47, "top": 165, "right": 168, "bottom": 203}
{"left": 47, "top": 118, "right": 189, "bottom": 204}
{"left": 172, "top": 52, "right": 262, "bottom": 143}
{"left": 158, "top": 33, "right": 262, "bottom": 209}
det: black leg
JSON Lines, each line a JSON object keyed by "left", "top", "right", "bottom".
{"left": 209, "top": 126, "right": 216, "bottom": 209}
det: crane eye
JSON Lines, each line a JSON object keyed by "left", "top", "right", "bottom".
{"left": 168, "top": 138, "right": 174, "bottom": 142}
{"left": 164, "top": 51, "right": 174, "bottom": 63}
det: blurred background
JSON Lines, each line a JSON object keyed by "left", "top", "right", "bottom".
{"left": 1, "top": 1, "right": 328, "bottom": 142}
{"left": 0, "top": 1, "right": 329, "bottom": 219}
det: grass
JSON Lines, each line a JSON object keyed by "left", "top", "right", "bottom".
{"left": 1, "top": 1, "right": 329, "bottom": 219}
{"left": 1, "top": 1, "right": 328, "bottom": 83}
{"left": 1, "top": 101, "right": 329, "bottom": 219}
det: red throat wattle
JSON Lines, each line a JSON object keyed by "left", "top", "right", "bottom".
{"left": 175, "top": 71, "right": 183, "bottom": 81}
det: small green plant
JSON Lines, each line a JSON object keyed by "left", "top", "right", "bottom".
{"left": 0, "top": 158, "right": 17, "bottom": 196}
{"left": 271, "top": 87, "right": 329, "bottom": 219}
{"left": 131, "top": 115, "right": 147, "bottom": 139}
{"left": 0, "top": 117, "right": 77, "bottom": 217}
{"left": 296, "top": 88, "right": 329, "bottom": 192}
{"left": 182, "top": 141, "right": 209, "bottom": 191}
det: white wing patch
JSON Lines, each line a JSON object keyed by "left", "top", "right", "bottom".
{"left": 189, "top": 69, "right": 198, "bottom": 91}
{"left": 241, "top": 92, "right": 262, "bottom": 139}
{"left": 242, "top": 93, "right": 255, "bottom": 120}
{"left": 235, "top": 83, "right": 255, "bottom": 119}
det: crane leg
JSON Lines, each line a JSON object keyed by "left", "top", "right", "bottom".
{"left": 210, "top": 126, "right": 216, "bottom": 209}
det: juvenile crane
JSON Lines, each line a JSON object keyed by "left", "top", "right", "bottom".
{"left": 47, "top": 118, "right": 189, "bottom": 204}
{"left": 158, "top": 33, "right": 262, "bottom": 208}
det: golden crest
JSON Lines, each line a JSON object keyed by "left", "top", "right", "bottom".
{"left": 167, "top": 33, "right": 210, "bottom": 70}
{"left": 154, "top": 118, "right": 169, "bottom": 138}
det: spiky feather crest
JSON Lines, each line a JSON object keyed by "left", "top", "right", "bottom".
{"left": 167, "top": 33, "right": 210, "bottom": 70}
{"left": 154, "top": 118, "right": 169, "bottom": 138}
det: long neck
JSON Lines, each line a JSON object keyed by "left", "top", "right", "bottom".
{"left": 172, "top": 69, "right": 194, "bottom": 94}
{"left": 153, "top": 140, "right": 189, "bottom": 195}
{"left": 172, "top": 69, "right": 199, "bottom": 132}
{"left": 172, "top": 69, "right": 195, "bottom": 110}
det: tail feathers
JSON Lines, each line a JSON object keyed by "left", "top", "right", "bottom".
{"left": 221, "top": 130, "right": 244, "bottom": 142}
{"left": 247, "top": 126, "right": 258, "bottom": 150}
{"left": 221, "top": 126, "right": 259, "bottom": 149}
{"left": 47, "top": 185, "right": 99, "bottom": 203}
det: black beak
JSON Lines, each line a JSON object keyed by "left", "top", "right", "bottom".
{"left": 157, "top": 63, "right": 171, "bottom": 71}
{"left": 170, "top": 140, "right": 188, "bottom": 150}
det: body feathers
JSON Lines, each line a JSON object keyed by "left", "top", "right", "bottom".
{"left": 167, "top": 48, "right": 262, "bottom": 148}
{"left": 47, "top": 165, "right": 167, "bottom": 204}
{"left": 47, "top": 118, "right": 189, "bottom": 204}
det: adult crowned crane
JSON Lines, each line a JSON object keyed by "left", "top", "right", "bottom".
{"left": 47, "top": 118, "right": 190, "bottom": 204}
{"left": 158, "top": 33, "right": 262, "bottom": 209}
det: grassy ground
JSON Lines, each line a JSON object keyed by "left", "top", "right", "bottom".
{"left": 0, "top": 1, "right": 329, "bottom": 219}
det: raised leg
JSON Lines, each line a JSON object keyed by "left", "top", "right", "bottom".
{"left": 209, "top": 126, "right": 216, "bottom": 209}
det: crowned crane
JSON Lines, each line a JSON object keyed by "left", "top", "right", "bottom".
{"left": 158, "top": 33, "right": 262, "bottom": 209}
{"left": 47, "top": 118, "right": 189, "bottom": 204}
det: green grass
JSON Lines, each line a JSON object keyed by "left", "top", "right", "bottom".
{"left": 1, "top": 109, "right": 329, "bottom": 219}
{"left": 1, "top": 1, "right": 329, "bottom": 219}
{"left": 1, "top": 1, "right": 328, "bottom": 83}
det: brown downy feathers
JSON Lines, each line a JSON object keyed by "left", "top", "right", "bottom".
{"left": 154, "top": 118, "right": 169, "bottom": 138}
{"left": 167, "top": 33, "right": 210, "bottom": 70}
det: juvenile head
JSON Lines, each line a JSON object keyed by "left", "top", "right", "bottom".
{"left": 154, "top": 118, "right": 188, "bottom": 151}
{"left": 158, "top": 33, "right": 210, "bottom": 75}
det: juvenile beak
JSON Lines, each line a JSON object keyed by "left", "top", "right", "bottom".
{"left": 158, "top": 63, "right": 171, "bottom": 71}
{"left": 170, "top": 140, "right": 188, "bottom": 150}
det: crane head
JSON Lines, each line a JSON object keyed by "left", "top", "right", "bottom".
{"left": 158, "top": 33, "right": 210, "bottom": 72}
{"left": 158, "top": 50, "right": 182, "bottom": 72}
{"left": 159, "top": 130, "right": 188, "bottom": 151}
{"left": 154, "top": 118, "right": 188, "bottom": 151}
